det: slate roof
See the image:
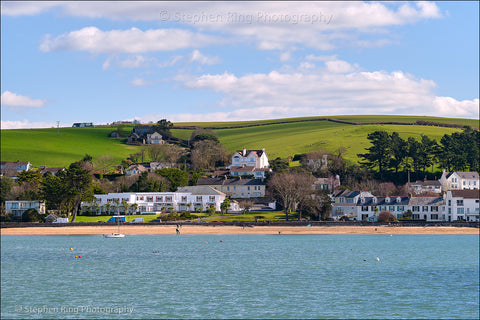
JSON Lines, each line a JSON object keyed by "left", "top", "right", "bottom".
{"left": 197, "top": 177, "right": 265, "bottom": 186}
{"left": 408, "top": 197, "right": 444, "bottom": 206}
{"left": 176, "top": 186, "right": 225, "bottom": 196}
{"left": 233, "top": 149, "right": 266, "bottom": 158}
{"left": 451, "top": 190, "right": 480, "bottom": 199}
{"left": 358, "top": 196, "right": 410, "bottom": 206}
{"left": 334, "top": 189, "right": 360, "bottom": 198}
{"left": 446, "top": 171, "right": 480, "bottom": 180}
{"left": 411, "top": 180, "right": 441, "bottom": 187}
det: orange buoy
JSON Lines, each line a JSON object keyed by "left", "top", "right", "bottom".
{"left": 69, "top": 248, "right": 73, "bottom": 250}
{"left": 75, "top": 256, "right": 78, "bottom": 258}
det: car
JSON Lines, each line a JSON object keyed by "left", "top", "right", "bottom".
{"left": 149, "top": 219, "right": 162, "bottom": 223}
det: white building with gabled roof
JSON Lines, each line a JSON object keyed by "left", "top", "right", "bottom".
{"left": 439, "top": 170, "right": 479, "bottom": 191}
{"left": 229, "top": 148, "right": 270, "bottom": 178}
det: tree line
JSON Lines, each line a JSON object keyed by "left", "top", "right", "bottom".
{"left": 357, "top": 127, "right": 479, "bottom": 181}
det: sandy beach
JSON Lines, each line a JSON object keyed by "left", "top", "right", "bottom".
{"left": 1, "top": 225, "right": 478, "bottom": 235}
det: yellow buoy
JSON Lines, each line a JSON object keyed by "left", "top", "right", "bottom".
{"left": 69, "top": 248, "right": 73, "bottom": 250}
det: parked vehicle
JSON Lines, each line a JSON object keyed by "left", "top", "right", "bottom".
{"left": 106, "top": 215, "right": 126, "bottom": 223}
{"left": 130, "top": 218, "right": 144, "bottom": 223}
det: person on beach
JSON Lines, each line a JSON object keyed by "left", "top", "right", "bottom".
{"left": 176, "top": 228, "right": 180, "bottom": 235}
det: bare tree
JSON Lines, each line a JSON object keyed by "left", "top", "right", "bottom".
{"left": 148, "top": 144, "right": 164, "bottom": 162}
{"left": 93, "top": 155, "right": 116, "bottom": 175}
{"left": 268, "top": 171, "right": 315, "bottom": 221}
{"left": 191, "top": 140, "right": 230, "bottom": 171}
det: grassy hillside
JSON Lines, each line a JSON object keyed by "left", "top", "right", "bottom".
{"left": 213, "top": 121, "right": 462, "bottom": 163}
{"left": 1, "top": 115, "right": 474, "bottom": 168}
{"left": 1, "top": 127, "right": 140, "bottom": 167}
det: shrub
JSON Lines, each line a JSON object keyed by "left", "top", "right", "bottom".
{"left": 378, "top": 210, "right": 396, "bottom": 223}
{"left": 206, "top": 206, "right": 216, "bottom": 216}
{"left": 22, "top": 209, "right": 41, "bottom": 222}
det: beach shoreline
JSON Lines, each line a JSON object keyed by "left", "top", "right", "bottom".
{"left": 1, "top": 225, "right": 478, "bottom": 235}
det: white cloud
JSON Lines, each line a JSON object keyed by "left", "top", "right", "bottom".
{"left": 179, "top": 59, "right": 478, "bottom": 119}
{"left": 10, "top": 2, "right": 444, "bottom": 52}
{"left": 1, "top": 119, "right": 57, "bottom": 129}
{"left": 0, "top": 1, "right": 60, "bottom": 16}
{"left": 39, "top": 27, "right": 221, "bottom": 54}
{"left": 1, "top": 91, "right": 47, "bottom": 108}
{"left": 103, "top": 55, "right": 157, "bottom": 69}
{"left": 130, "top": 77, "right": 152, "bottom": 87}
{"left": 325, "top": 60, "right": 355, "bottom": 73}
{"left": 188, "top": 50, "right": 220, "bottom": 65}
{"left": 432, "top": 97, "right": 480, "bottom": 118}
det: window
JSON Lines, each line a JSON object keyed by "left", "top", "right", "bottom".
{"left": 165, "top": 196, "right": 172, "bottom": 202}
{"left": 362, "top": 206, "right": 369, "bottom": 212}
{"left": 448, "top": 200, "right": 451, "bottom": 206}
{"left": 412, "top": 214, "right": 420, "bottom": 219}
{"left": 431, "top": 214, "right": 438, "bottom": 220}
{"left": 196, "top": 196, "right": 202, "bottom": 202}
{"left": 346, "top": 199, "right": 353, "bottom": 204}
{"left": 398, "top": 206, "right": 404, "bottom": 211}
{"left": 339, "top": 198, "right": 344, "bottom": 203}
{"left": 422, "top": 206, "right": 428, "bottom": 212}
{"left": 209, "top": 196, "right": 215, "bottom": 202}
{"left": 147, "top": 197, "right": 153, "bottom": 202}
{"left": 181, "top": 196, "right": 187, "bottom": 202}
{"left": 156, "top": 196, "right": 163, "bottom": 202}
{"left": 389, "top": 206, "right": 395, "bottom": 211}
{"left": 412, "top": 206, "right": 420, "bottom": 212}
{"left": 431, "top": 206, "right": 438, "bottom": 212}
{"left": 457, "top": 208, "right": 464, "bottom": 214}
{"left": 456, "top": 200, "right": 464, "bottom": 206}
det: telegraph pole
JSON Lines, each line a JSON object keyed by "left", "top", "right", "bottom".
{"left": 56, "top": 121, "right": 60, "bottom": 135}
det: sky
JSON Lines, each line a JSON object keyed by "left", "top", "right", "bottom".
{"left": 1, "top": 1, "right": 479, "bottom": 129}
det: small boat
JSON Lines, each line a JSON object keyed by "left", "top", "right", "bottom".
{"left": 103, "top": 232, "right": 125, "bottom": 238}
{"left": 104, "top": 212, "right": 125, "bottom": 238}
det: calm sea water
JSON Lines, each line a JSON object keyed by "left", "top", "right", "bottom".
{"left": 1, "top": 234, "right": 479, "bottom": 319}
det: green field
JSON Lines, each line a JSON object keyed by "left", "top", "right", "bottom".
{"left": 1, "top": 115, "right": 474, "bottom": 168}
{"left": 1, "top": 127, "right": 141, "bottom": 167}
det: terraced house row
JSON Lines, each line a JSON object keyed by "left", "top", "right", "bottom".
{"left": 331, "top": 189, "right": 479, "bottom": 222}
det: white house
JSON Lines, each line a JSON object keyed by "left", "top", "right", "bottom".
{"left": 229, "top": 148, "right": 270, "bottom": 178}
{"left": 331, "top": 190, "right": 373, "bottom": 218}
{"left": 81, "top": 186, "right": 227, "bottom": 215}
{"left": 5, "top": 200, "right": 46, "bottom": 217}
{"left": 407, "top": 196, "right": 444, "bottom": 221}
{"left": 146, "top": 132, "right": 164, "bottom": 144}
{"left": 439, "top": 170, "right": 479, "bottom": 191}
{"left": 444, "top": 190, "right": 480, "bottom": 222}
{"left": 408, "top": 180, "right": 442, "bottom": 195}
{"left": 356, "top": 196, "right": 410, "bottom": 221}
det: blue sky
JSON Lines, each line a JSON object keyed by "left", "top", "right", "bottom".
{"left": 1, "top": 1, "right": 478, "bottom": 129}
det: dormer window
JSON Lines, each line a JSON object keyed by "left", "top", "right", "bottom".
{"left": 385, "top": 197, "right": 390, "bottom": 203}
{"left": 396, "top": 197, "right": 401, "bottom": 203}
{"left": 372, "top": 197, "right": 377, "bottom": 204}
